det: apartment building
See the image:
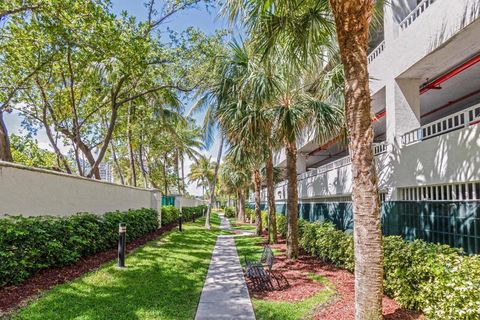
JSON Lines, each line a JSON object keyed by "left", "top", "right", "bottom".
{"left": 256, "top": 0, "right": 480, "bottom": 253}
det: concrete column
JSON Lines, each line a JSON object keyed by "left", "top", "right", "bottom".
{"left": 385, "top": 78, "right": 421, "bottom": 144}
{"left": 296, "top": 152, "right": 307, "bottom": 174}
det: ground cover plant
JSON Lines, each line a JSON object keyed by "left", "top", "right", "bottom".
{"left": 277, "top": 215, "right": 480, "bottom": 319}
{"left": 10, "top": 214, "right": 222, "bottom": 320}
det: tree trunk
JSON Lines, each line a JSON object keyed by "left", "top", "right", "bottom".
{"left": 329, "top": 1, "right": 383, "bottom": 319}
{"left": 127, "top": 103, "right": 137, "bottom": 186}
{"left": 174, "top": 149, "right": 181, "bottom": 193}
{"left": 235, "top": 190, "right": 240, "bottom": 220}
{"left": 285, "top": 139, "right": 299, "bottom": 260}
{"left": 110, "top": 142, "right": 125, "bottom": 185}
{"left": 205, "top": 135, "right": 224, "bottom": 229}
{"left": 266, "top": 147, "right": 278, "bottom": 243}
{"left": 0, "top": 110, "right": 13, "bottom": 162}
{"left": 181, "top": 154, "right": 185, "bottom": 194}
{"left": 138, "top": 143, "right": 148, "bottom": 188}
{"left": 253, "top": 169, "right": 262, "bottom": 236}
{"left": 162, "top": 153, "right": 168, "bottom": 195}
{"left": 238, "top": 189, "right": 246, "bottom": 223}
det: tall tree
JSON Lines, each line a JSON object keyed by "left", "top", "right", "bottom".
{"left": 328, "top": 2, "right": 383, "bottom": 318}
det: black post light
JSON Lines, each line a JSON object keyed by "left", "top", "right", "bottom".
{"left": 118, "top": 222, "right": 126, "bottom": 268}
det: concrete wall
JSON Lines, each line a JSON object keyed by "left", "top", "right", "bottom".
{"left": 175, "top": 196, "right": 206, "bottom": 208}
{"left": 0, "top": 161, "right": 160, "bottom": 217}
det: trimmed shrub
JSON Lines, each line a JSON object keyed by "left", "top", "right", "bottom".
{"left": 276, "top": 214, "right": 287, "bottom": 237}
{"left": 0, "top": 208, "right": 159, "bottom": 287}
{"left": 161, "top": 205, "right": 180, "bottom": 225}
{"left": 245, "top": 208, "right": 255, "bottom": 222}
{"left": 224, "top": 206, "right": 235, "bottom": 218}
{"left": 181, "top": 205, "right": 207, "bottom": 221}
{"left": 261, "top": 210, "right": 268, "bottom": 229}
{"left": 293, "top": 218, "right": 480, "bottom": 319}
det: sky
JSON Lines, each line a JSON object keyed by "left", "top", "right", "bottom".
{"left": 4, "top": 0, "right": 235, "bottom": 197}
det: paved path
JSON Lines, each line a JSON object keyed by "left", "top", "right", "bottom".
{"left": 195, "top": 214, "right": 256, "bottom": 320}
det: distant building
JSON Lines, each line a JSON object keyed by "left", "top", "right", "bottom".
{"left": 99, "top": 163, "right": 113, "bottom": 182}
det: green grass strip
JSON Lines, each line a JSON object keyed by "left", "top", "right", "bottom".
{"left": 12, "top": 215, "right": 222, "bottom": 320}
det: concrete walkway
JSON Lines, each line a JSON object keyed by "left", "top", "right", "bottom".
{"left": 195, "top": 214, "right": 256, "bottom": 320}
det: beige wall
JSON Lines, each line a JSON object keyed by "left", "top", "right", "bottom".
{"left": 175, "top": 196, "right": 206, "bottom": 208}
{"left": 0, "top": 161, "right": 160, "bottom": 217}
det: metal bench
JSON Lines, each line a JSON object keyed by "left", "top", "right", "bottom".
{"left": 244, "top": 246, "right": 279, "bottom": 291}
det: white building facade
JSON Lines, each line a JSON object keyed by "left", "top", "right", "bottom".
{"left": 255, "top": 0, "right": 480, "bottom": 254}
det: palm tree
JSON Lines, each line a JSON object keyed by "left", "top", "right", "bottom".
{"left": 214, "top": 41, "right": 275, "bottom": 236}
{"left": 328, "top": 2, "right": 383, "bottom": 317}
{"left": 220, "top": 158, "right": 251, "bottom": 222}
{"left": 188, "top": 155, "right": 215, "bottom": 200}
{"left": 222, "top": 0, "right": 384, "bottom": 317}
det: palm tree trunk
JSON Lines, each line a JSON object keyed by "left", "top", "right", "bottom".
{"left": 235, "top": 190, "right": 240, "bottom": 220}
{"left": 253, "top": 169, "right": 262, "bottom": 236}
{"left": 181, "top": 154, "right": 185, "bottom": 194}
{"left": 174, "top": 149, "right": 181, "bottom": 193}
{"left": 238, "top": 189, "right": 246, "bottom": 223}
{"left": 285, "top": 139, "right": 299, "bottom": 260}
{"left": 329, "top": 1, "right": 383, "bottom": 319}
{"left": 0, "top": 110, "right": 13, "bottom": 162}
{"left": 205, "top": 135, "right": 224, "bottom": 229}
{"left": 266, "top": 147, "right": 278, "bottom": 243}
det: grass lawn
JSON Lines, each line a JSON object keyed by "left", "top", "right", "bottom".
{"left": 11, "top": 215, "right": 223, "bottom": 320}
{"left": 228, "top": 218, "right": 256, "bottom": 232}
{"left": 235, "top": 235, "right": 336, "bottom": 320}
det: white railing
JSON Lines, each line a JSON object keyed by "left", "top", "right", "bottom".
{"left": 402, "top": 103, "right": 480, "bottom": 146}
{"left": 400, "top": 0, "right": 435, "bottom": 31}
{"left": 367, "top": 40, "right": 385, "bottom": 64}
{"left": 373, "top": 141, "right": 388, "bottom": 155}
{"left": 298, "top": 142, "right": 388, "bottom": 181}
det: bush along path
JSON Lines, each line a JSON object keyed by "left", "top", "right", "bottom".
{"left": 195, "top": 213, "right": 256, "bottom": 320}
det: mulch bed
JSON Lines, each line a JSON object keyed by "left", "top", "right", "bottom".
{"left": 0, "top": 223, "right": 177, "bottom": 316}
{"left": 246, "top": 237, "right": 423, "bottom": 320}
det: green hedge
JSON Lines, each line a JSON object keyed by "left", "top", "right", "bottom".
{"left": 277, "top": 216, "right": 480, "bottom": 320}
{"left": 161, "top": 205, "right": 180, "bottom": 225}
{"left": 161, "top": 205, "right": 206, "bottom": 225}
{"left": 0, "top": 208, "right": 159, "bottom": 287}
{"left": 245, "top": 208, "right": 255, "bottom": 221}
{"left": 224, "top": 206, "right": 235, "bottom": 218}
{"left": 181, "top": 205, "right": 207, "bottom": 221}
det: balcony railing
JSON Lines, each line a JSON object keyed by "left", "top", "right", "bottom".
{"left": 401, "top": 103, "right": 480, "bottom": 146}
{"left": 298, "top": 141, "right": 388, "bottom": 181}
{"left": 367, "top": 40, "right": 385, "bottom": 64}
{"left": 400, "top": 0, "right": 436, "bottom": 31}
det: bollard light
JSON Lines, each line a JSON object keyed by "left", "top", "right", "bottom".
{"left": 178, "top": 214, "right": 182, "bottom": 232}
{"left": 118, "top": 222, "right": 126, "bottom": 268}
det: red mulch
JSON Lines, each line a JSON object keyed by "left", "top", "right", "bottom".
{"left": 0, "top": 223, "right": 177, "bottom": 315}
{"left": 247, "top": 237, "right": 423, "bottom": 320}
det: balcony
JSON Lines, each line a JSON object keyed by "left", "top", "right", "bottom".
{"left": 298, "top": 141, "right": 388, "bottom": 181}
{"left": 402, "top": 103, "right": 480, "bottom": 145}
{"left": 399, "top": 0, "right": 436, "bottom": 31}
{"left": 367, "top": 40, "right": 385, "bottom": 64}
